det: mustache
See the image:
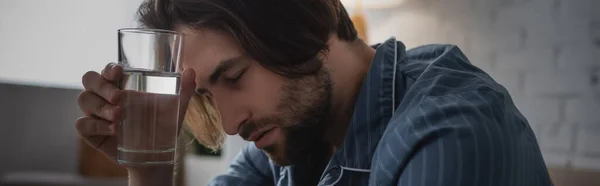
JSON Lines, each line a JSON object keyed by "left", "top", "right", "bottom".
{"left": 239, "top": 116, "right": 284, "bottom": 140}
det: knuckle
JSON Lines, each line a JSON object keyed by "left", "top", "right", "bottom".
{"left": 77, "top": 91, "right": 92, "bottom": 106}
{"left": 77, "top": 91, "right": 85, "bottom": 104}
{"left": 82, "top": 71, "right": 99, "bottom": 87}
{"left": 75, "top": 117, "right": 91, "bottom": 132}
{"left": 96, "top": 102, "right": 107, "bottom": 115}
{"left": 100, "top": 81, "right": 115, "bottom": 92}
{"left": 82, "top": 71, "right": 98, "bottom": 81}
{"left": 98, "top": 103, "right": 116, "bottom": 121}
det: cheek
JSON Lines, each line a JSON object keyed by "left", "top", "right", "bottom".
{"left": 243, "top": 68, "right": 286, "bottom": 116}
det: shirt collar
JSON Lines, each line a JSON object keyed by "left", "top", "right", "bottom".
{"left": 326, "top": 37, "right": 406, "bottom": 171}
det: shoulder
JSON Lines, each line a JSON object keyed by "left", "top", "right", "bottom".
{"left": 404, "top": 44, "right": 467, "bottom": 67}
{"left": 380, "top": 62, "right": 519, "bottom": 162}
{"left": 372, "top": 90, "right": 550, "bottom": 185}
{"left": 399, "top": 43, "right": 506, "bottom": 102}
{"left": 384, "top": 42, "right": 518, "bottom": 148}
{"left": 385, "top": 88, "right": 511, "bottom": 145}
{"left": 393, "top": 41, "right": 518, "bottom": 135}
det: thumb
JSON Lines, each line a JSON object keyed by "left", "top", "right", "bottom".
{"left": 180, "top": 68, "right": 197, "bottom": 102}
{"left": 178, "top": 68, "right": 196, "bottom": 126}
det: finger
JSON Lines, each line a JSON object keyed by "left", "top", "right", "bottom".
{"left": 76, "top": 117, "right": 115, "bottom": 136}
{"left": 85, "top": 136, "right": 117, "bottom": 158}
{"left": 178, "top": 68, "right": 196, "bottom": 124}
{"left": 82, "top": 71, "right": 120, "bottom": 104}
{"left": 101, "top": 63, "right": 123, "bottom": 82}
{"left": 78, "top": 91, "right": 121, "bottom": 121}
{"left": 179, "top": 68, "right": 197, "bottom": 105}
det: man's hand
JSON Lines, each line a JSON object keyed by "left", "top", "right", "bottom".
{"left": 75, "top": 63, "right": 196, "bottom": 186}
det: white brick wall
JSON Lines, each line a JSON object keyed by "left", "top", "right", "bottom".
{"left": 354, "top": 0, "right": 600, "bottom": 170}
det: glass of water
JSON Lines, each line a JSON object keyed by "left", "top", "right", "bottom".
{"left": 116, "top": 28, "right": 183, "bottom": 165}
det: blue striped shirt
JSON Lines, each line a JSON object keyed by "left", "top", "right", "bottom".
{"left": 208, "top": 37, "right": 553, "bottom": 186}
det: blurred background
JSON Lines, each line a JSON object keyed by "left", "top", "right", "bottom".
{"left": 0, "top": 0, "right": 598, "bottom": 185}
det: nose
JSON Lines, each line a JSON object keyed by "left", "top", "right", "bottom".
{"left": 211, "top": 90, "right": 248, "bottom": 136}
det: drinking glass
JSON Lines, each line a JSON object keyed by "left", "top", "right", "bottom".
{"left": 116, "top": 28, "right": 183, "bottom": 165}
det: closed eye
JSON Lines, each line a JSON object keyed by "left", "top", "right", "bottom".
{"left": 224, "top": 68, "right": 247, "bottom": 84}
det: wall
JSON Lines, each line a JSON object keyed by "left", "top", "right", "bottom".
{"left": 0, "top": 0, "right": 142, "bottom": 89}
{"left": 351, "top": 0, "right": 600, "bottom": 170}
{"left": 0, "top": 0, "right": 142, "bottom": 176}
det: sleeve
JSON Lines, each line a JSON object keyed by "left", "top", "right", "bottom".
{"left": 208, "top": 143, "right": 275, "bottom": 186}
{"left": 373, "top": 90, "right": 550, "bottom": 186}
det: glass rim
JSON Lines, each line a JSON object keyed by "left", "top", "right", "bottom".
{"left": 118, "top": 28, "right": 183, "bottom": 36}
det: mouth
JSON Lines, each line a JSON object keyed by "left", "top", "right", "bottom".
{"left": 247, "top": 126, "right": 275, "bottom": 141}
{"left": 249, "top": 127, "right": 278, "bottom": 149}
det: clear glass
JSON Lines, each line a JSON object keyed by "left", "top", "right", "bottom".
{"left": 116, "top": 28, "right": 183, "bottom": 165}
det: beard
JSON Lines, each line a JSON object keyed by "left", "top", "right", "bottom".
{"left": 239, "top": 68, "right": 334, "bottom": 185}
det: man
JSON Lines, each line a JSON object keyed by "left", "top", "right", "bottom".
{"left": 75, "top": 0, "right": 553, "bottom": 185}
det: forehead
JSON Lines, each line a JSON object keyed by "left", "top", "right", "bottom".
{"left": 177, "top": 27, "right": 243, "bottom": 83}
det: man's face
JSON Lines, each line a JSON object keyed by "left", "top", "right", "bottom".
{"left": 178, "top": 27, "right": 333, "bottom": 166}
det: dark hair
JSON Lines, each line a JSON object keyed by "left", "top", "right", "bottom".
{"left": 137, "top": 0, "right": 358, "bottom": 77}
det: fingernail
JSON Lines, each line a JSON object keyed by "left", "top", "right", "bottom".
{"left": 109, "top": 62, "right": 119, "bottom": 69}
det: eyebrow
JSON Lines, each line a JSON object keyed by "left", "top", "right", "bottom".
{"left": 208, "top": 55, "right": 246, "bottom": 85}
